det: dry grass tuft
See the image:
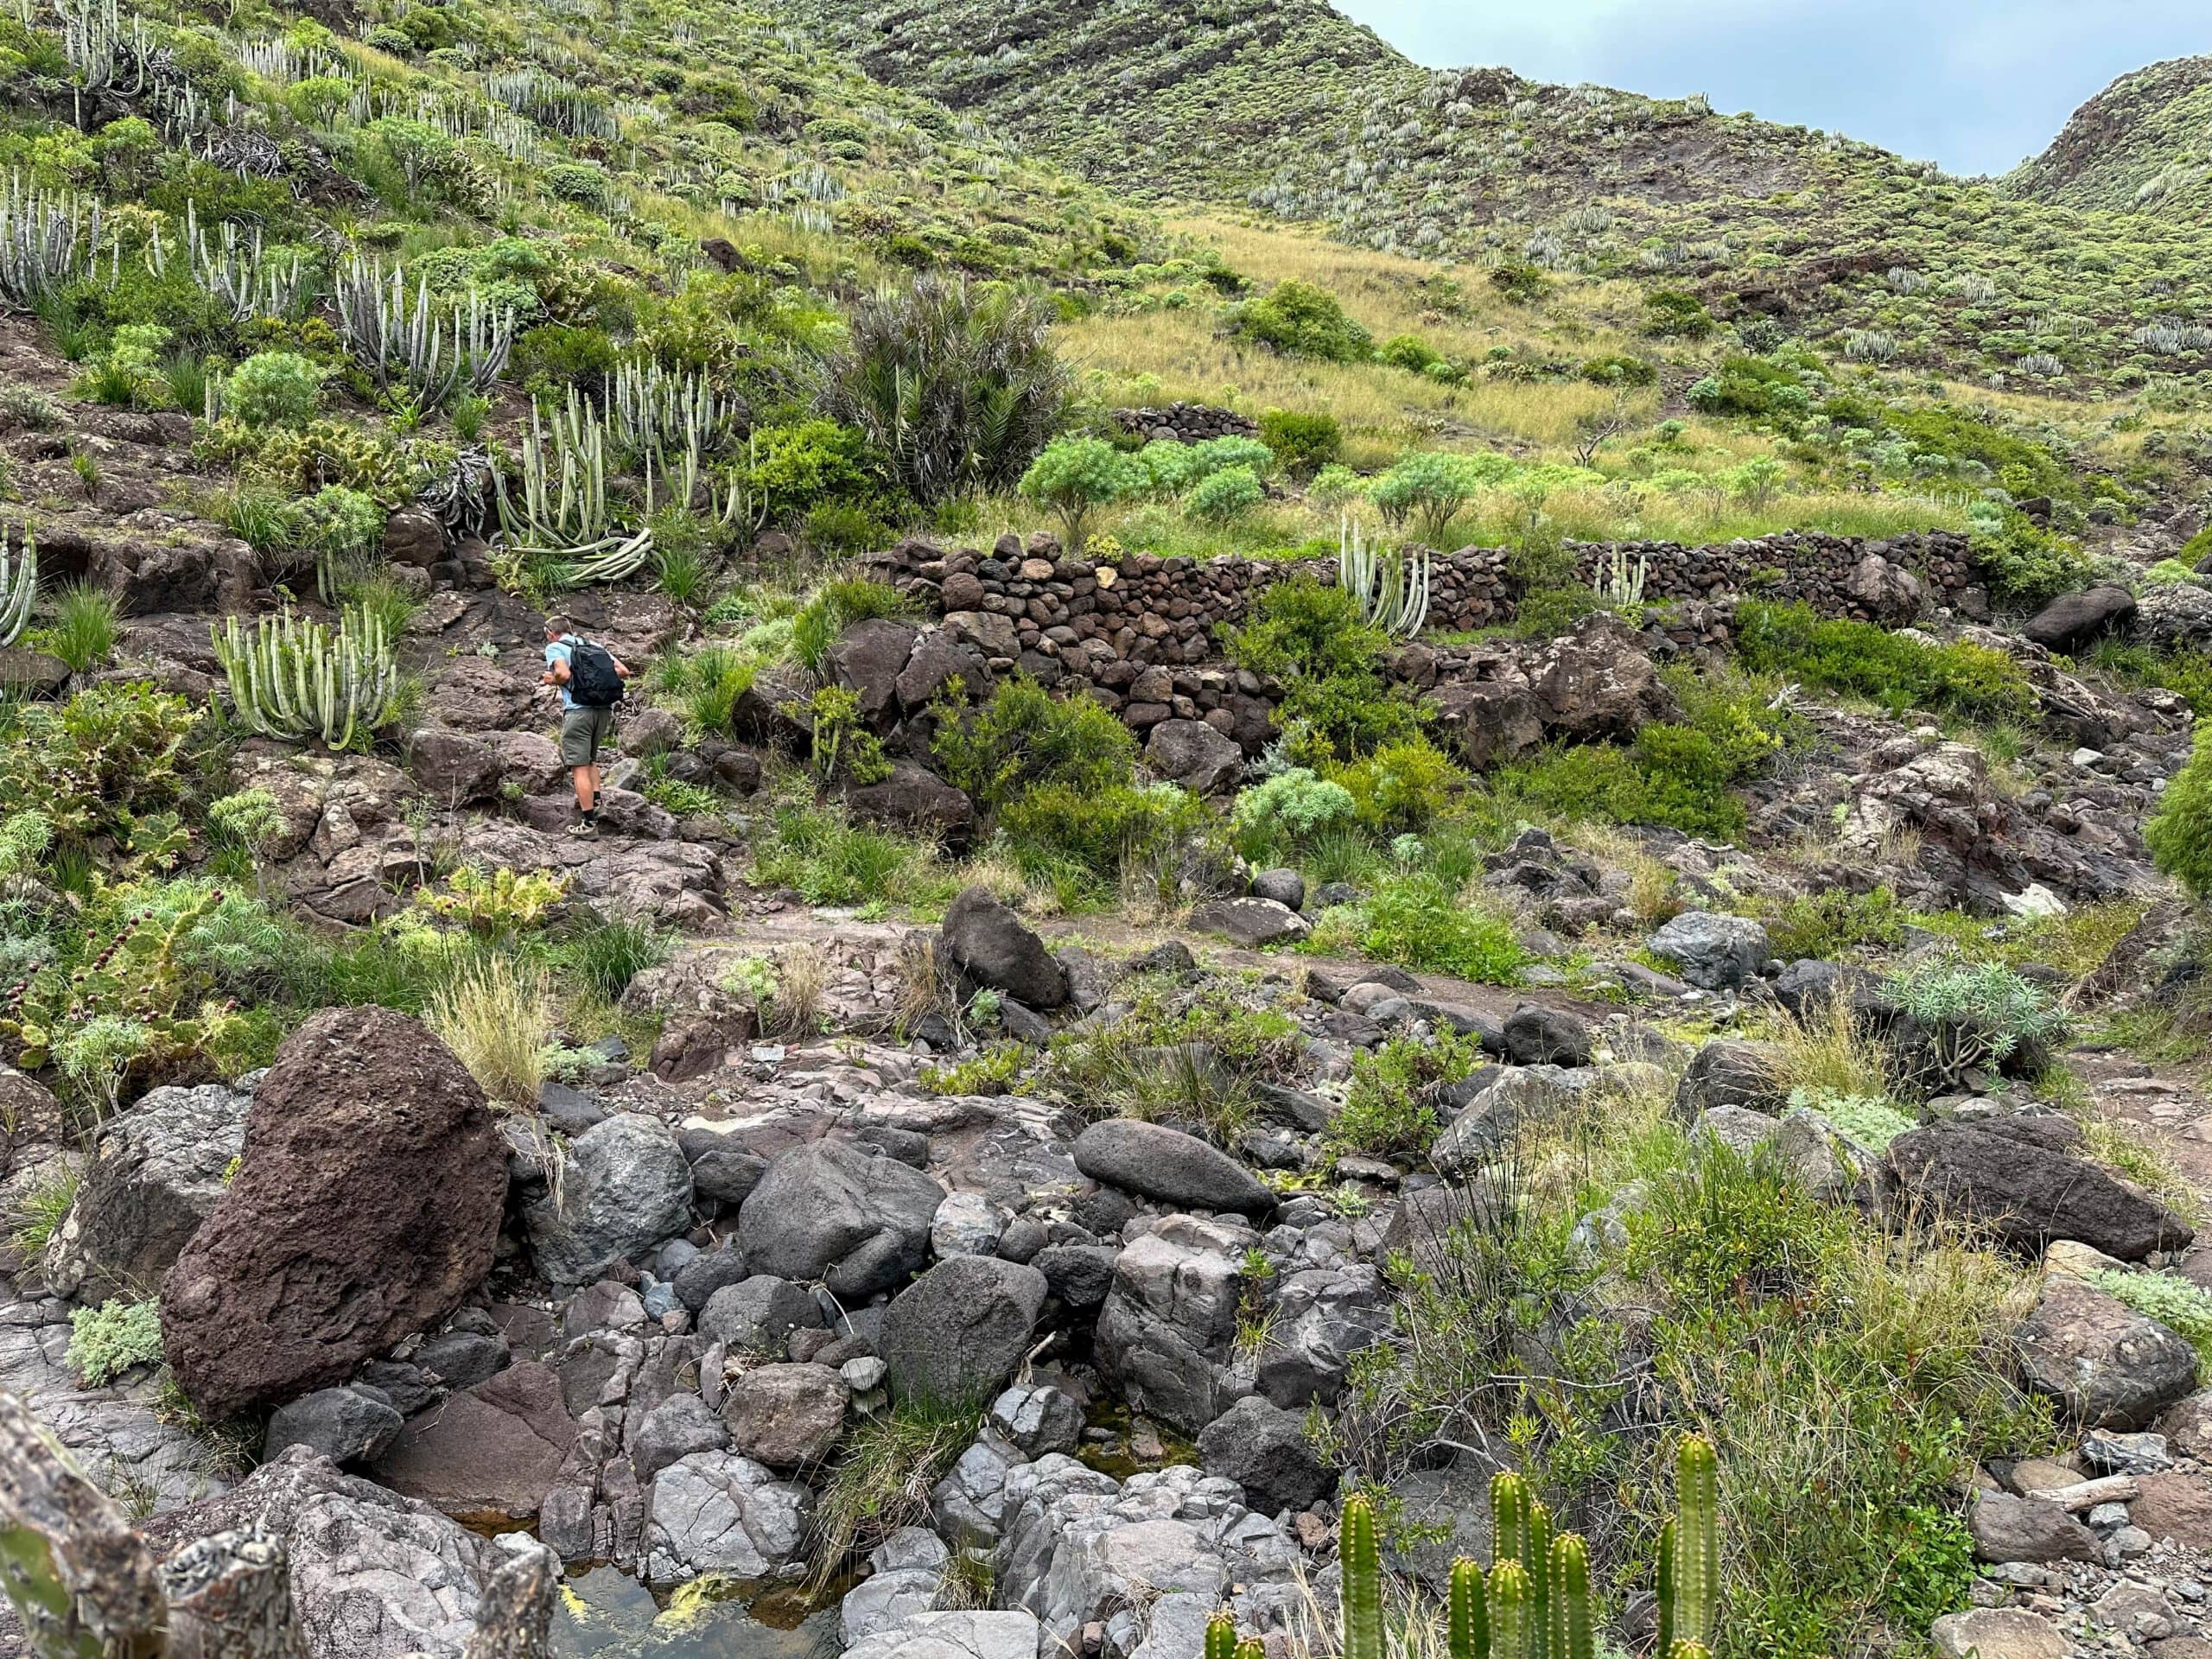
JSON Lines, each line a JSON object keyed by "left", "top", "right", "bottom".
{"left": 428, "top": 954, "right": 553, "bottom": 1107}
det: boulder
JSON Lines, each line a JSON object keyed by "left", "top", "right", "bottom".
{"left": 830, "top": 619, "right": 923, "bottom": 722}
{"left": 643, "top": 1449, "right": 812, "bottom": 1585}
{"left": 1500, "top": 1005, "right": 1591, "bottom": 1067}
{"left": 370, "top": 1360, "right": 577, "bottom": 1521}
{"left": 1186, "top": 898, "right": 1310, "bottom": 949}
{"left": 1929, "top": 1609, "right": 2069, "bottom": 1659}
{"left": 522, "top": 1113, "right": 696, "bottom": 1289}
{"left": 2126, "top": 1471, "right": 2212, "bottom": 1552}
{"left": 132, "top": 1447, "right": 554, "bottom": 1659}
{"left": 1967, "top": 1491, "right": 2097, "bottom": 1563}
{"left": 45, "top": 1081, "right": 249, "bottom": 1301}
{"left": 841, "top": 1529, "right": 952, "bottom": 1646}
{"left": 844, "top": 1611, "right": 1043, "bottom": 1659}
{"left": 1846, "top": 553, "right": 1922, "bottom": 627}
{"left": 1197, "top": 1394, "right": 1336, "bottom": 1514}
{"left": 847, "top": 764, "right": 977, "bottom": 849}
{"left": 738, "top": 1140, "right": 945, "bottom": 1300}
{"left": 942, "top": 887, "right": 1066, "bottom": 1009}
{"left": 1071, "top": 1119, "right": 1271, "bottom": 1217}
{"left": 264, "top": 1384, "right": 405, "bottom": 1467}
{"left": 988, "top": 1384, "right": 1083, "bottom": 1459}
{"left": 1890, "top": 1123, "right": 2194, "bottom": 1261}
{"left": 722, "top": 1362, "right": 849, "bottom": 1469}
{"left": 1249, "top": 868, "right": 1306, "bottom": 911}
{"left": 699, "top": 1275, "right": 823, "bottom": 1351}
{"left": 1146, "top": 719, "right": 1244, "bottom": 794}
{"left": 1674, "top": 1039, "right": 1787, "bottom": 1120}
{"left": 2014, "top": 1277, "right": 2199, "bottom": 1428}
{"left": 880, "top": 1255, "right": 1048, "bottom": 1406}
{"left": 1033, "top": 1243, "right": 1118, "bottom": 1310}
{"left": 1094, "top": 1216, "right": 1253, "bottom": 1434}
{"left": 2023, "top": 584, "right": 2136, "bottom": 653}
{"left": 161, "top": 1007, "right": 506, "bottom": 1420}
{"left": 632, "top": 1392, "right": 728, "bottom": 1481}
{"left": 1647, "top": 912, "right": 1770, "bottom": 991}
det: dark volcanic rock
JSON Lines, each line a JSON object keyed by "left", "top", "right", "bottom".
{"left": 879, "top": 1255, "right": 1048, "bottom": 1407}
{"left": 941, "top": 887, "right": 1067, "bottom": 1009}
{"left": 738, "top": 1139, "right": 944, "bottom": 1300}
{"left": 1071, "top": 1119, "right": 1272, "bottom": 1217}
{"left": 2015, "top": 1276, "right": 2199, "bottom": 1429}
{"left": 162, "top": 1007, "right": 506, "bottom": 1420}
{"left": 1890, "top": 1123, "right": 2193, "bottom": 1261}
{"left": 2022, "top": 585, "right": 2135, "bottom": 653}
{"left": 1198, "top": 1393, "right": 1338, "bottom": 1514}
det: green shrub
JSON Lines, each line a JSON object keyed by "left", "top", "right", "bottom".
{"left": 1333, "top": 1027, "right": 1487, "bottom": 1156}
{"left": 1340, "top": 874, "right": 1527, "bottom": 983}
{"left": 816, "top": 272, "right": 1071, "bottom": 504}
{"left": 1256, "top": 409, "right": 1341, "bottom": 476}
{"left": 1884, "top": 955, "right": 2066, "bottom": 1081}
{"left": 77, "top": 323, "right": 172, "bottom": 409}
{"left": 1234, "top": 280, "right": 1372, "bottom": 363}
{"left": 1732, "top": 601, "right": 2033, "bottom": 723}
{"left": 34, "top": 582, "right": 120, "bottom": 674}
{"left": 1683, "top": 355, "right": 1808, "bottom": 420}
{"left": 668, "top": 644, "right": 758, "bottom": 736}
{"left": 741, "top": 421, "right": 887, "bottom": 526}
{"left": 512, "top": 323, "right": 618, "bottom": 393}
{"left": 1789, "top": 1086, "right": 1917, "bottom": 1153}
{"left": 2148, "top": 723, "right": 2212, "bottom": 899}
{"left": 1230, "top": 767, "right": 1357, "bottom": 858}
{"left": 1001, "top": 780, "right": 1203, "bottom": 887}
{"left": 1642, "top": 289, "right": 1715, "bottom": 339}
{"left": 0, "top": 681, "right": 200, "bottom": 846}
{"left": 1368, "top": 450, "right": 1513, "bottom": 546}
{"left": 1186, "top": 463, "right": 1264, "bottom": 524}
{"left": 788, "top": 578, "right": 914, "bottom": 677}
{"left": 1019, "top": 436, "right": 1141, "bottom": 550}
{"left": 1579, "top": 353, "right": 1657, "bottom": 387}
{"left": 1376, "top": 333, "right": 1441, "bottom": 373}
{"left": 1223, "top": 578, "right": 1422, "bottom": 762}
{"left": 1764, "top": 886, "right": 1905, "bottom": 961}
{"left": 1968, "top": 510, "right": 2102, "bottom": 608}
{"left": 931, "top": 674, "right": 1138, "bottom": 823}
{"left": 751, "top": 798, "right": 950, "bottom": 910}
{"left": 543, "top": 162, "right": 610, "bottom": 207}
{"left": 225, "top": 351, "right": 325, "bottom": 427}
{"left": 1324, "top": 736, "right": 1462, "bottom": 833}
{"left": 67, "top": 1298, "right": 162, "bottom": 1386}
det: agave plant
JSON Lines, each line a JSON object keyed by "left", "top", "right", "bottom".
{"left": 213, "top": 607, "right": 401, "bottom": 749}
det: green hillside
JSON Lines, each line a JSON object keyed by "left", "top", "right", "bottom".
{"left": 793, "top": 0, "right": 2212, "bottom": 394}
{"left": 2004, "top": 55, "right": 2212, "bottom": 217}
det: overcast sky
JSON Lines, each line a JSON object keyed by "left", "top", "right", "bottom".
{"left": 1335, "top": 0, "right": 2209, "bottom": 176}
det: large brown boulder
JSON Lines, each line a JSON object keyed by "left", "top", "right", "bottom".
{"left": 162, "top": 1007, "right": 507, "bottom": 1419}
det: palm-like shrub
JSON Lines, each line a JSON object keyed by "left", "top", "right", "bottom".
{"left": 814, "top": 274, "right": 1071, "bottom": 504}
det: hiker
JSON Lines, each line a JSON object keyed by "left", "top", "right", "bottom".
{"left": 541, "top": 614, "right": 632, "bottom": 838}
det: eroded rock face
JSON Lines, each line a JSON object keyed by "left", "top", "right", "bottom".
{"left": 643, "top": 1449, "right": 813, "bottom": 1584}
{"left": 161, "top": 1007, "right": 505, "bottom": 1420}
{"left": 1094, "top": 1215, "right": 1255, "bottom": 1435}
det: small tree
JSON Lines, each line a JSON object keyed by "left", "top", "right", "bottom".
{"left": 2150, "top": 724, "right": 2212, "bottom": 899}
{"left": 1019, "top": 437, "right": 1139, "bottom": 550}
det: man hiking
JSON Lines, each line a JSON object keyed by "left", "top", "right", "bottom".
{"left": 541, "top": 615, "right": 632, "bottom": 838}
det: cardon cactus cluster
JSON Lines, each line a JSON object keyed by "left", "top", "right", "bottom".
{"left": 1338, "top": 513, "right": 1431, "bottom": 641}
{"left": 211, "top": 607, "right": 401, "bottom": 750}
{"left": 0, "top": 529, "right": 34, "bottom": 647}
{"left": 1206, "top": 1436, "right": 1721, "bottom": 1659}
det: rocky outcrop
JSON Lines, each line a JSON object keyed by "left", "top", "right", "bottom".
{"left": 161, "top": 1008, "right": 506, "bottom": 1420}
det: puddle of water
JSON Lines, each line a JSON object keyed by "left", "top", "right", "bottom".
{"left": 551, "top": 1566, "right": 842, "bottom": 1659}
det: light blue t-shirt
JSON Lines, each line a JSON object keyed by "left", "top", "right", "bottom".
{"left": 545, "top": 637, "right": 578, "bottom": 710}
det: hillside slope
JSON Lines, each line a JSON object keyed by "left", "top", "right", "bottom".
{"left": 794, "top": 0, "right": 2212, "bottom": 391}
{"left": 2005, "top": 55, "right": 2212, "bottom": 216}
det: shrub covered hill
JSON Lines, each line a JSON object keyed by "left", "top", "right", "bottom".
{"left": 797, "top": 0, "right": 2212, "bottom": 391}
{"left": 12, "top": 2, "right": 2212, "bottom": 1659}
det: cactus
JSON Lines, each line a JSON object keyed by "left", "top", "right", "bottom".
{"left": 212, "top": 608, "right": 401, "bottom": 750}
{"left": 1205, "top": 1613, "right": 1237, "bottom": 1659}
{"left": 1341, "top": 1493, "right": 1385, "bottom": 1659}
{"left": 158, "top": 200, "right": 309, "bottom": 323}
{"left": 1550, "top": 1535, "right": 1592, "bottom": 1659}
{"left": 0, "top": 531, "right": 33, "bottom": 648}
{"left": 1489, "top": 1560, "right": 1530, "bottom": 1659}
{"left": 494, "top": 391, "right": 664, "bottom": 583}
{"left": 333, "top": 257, "right": 513, "bottom": 406}
{"left": 1592, "top": 544, "right": 1647, "bottom": 608}
{"left": 606, "top": 359, "right": 736, "bottom": 466}
{"left": 1523, "top": 1498, "right": 1551, "bottom": 1659}
{"left": 1656, "top": 1517, "right": 1677, "bottom": 1659}
{"left": 1448, "top": 1558, "right": 1488, "bottom": 1659}
{"left": 0, "top": 177, "right": 98, "bottom": 312}
{"left": 1669, "top": 1437, "right": 1719, "bottom": 1651}
{"left": 1338, "top": 513, "right": 1429, "bottom": 640}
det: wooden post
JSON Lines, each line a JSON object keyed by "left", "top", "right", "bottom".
{"left": 159, "top": 1527, "right": 300, "bottom": 1659}
{"left": 0, "top": 1389, "right": 165, "bottom": 1659}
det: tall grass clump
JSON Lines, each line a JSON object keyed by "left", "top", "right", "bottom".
{"left": 426, "top": 953, "right": 553, "bottom": 1106}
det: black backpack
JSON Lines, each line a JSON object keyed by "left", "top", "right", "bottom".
{"left": 565, "top": 638, "right": 625, "bottom": 709}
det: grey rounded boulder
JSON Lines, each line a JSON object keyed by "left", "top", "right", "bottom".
{"left": 1072, "top": 1119, "right": 1271, "bottom": 1217}
{"left": 738, "top": 1138, "right": 945, "bottom": 1299}
{"left": 1648, "top": 911, "right": 1770, "bottom": 992}
{"left": 879, "top": 1255, "right": 1048, "bottom": 1407}
{"left": 1198, "top": 1393, "right": 1338, "bottom": 1515}
{"left": 1501, "top": 1004, "right": 1591, "bottom": 1067}
{"left": 523, "top": 1112, "right": 696, "bottom": 1289}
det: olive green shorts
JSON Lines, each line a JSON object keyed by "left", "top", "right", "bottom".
{"left": 559, "top": 706, "right": 615, "bottom": 767}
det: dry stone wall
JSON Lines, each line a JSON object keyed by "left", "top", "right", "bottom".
{"left": 871, "top": 527, "right": 1981, "bottom": 690}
